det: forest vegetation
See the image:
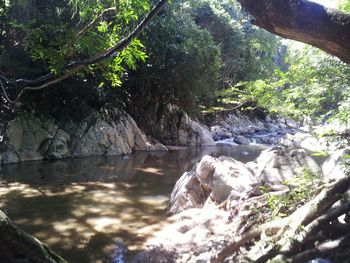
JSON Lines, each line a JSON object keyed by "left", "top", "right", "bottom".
{"left": 1, "top": 0, "right": 350, "bottom": 262}
{"left": 0, "top": 0, "right": 349, "bottom": 127}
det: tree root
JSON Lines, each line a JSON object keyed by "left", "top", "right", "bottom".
{"left": 211, "top": 175, "right": 350, "bottom": 263}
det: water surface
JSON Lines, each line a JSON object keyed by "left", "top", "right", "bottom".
{"left": 0, "top": 145, "right": 266, "bottom": 262}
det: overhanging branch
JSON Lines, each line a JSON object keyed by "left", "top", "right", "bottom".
{"left": 0, "top": 0, "right": 168, "bottom": 103}
{"left": 237, "top": 0, "right": 350, "bottom": 64}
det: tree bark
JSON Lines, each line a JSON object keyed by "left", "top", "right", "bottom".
{"left": 237, "top": 0, "right": 350, "bottom": 64}
{"left": 0, "top": 210, "right": 67, "bottom": 263}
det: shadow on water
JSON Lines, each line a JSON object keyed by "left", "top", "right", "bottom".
{"left": 0, "top": 145, "right": 266, "bottom": 263}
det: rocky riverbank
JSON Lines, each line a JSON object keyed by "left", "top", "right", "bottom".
{"left": 129, "top": 145, "right": 350, "bottom": 263}
{"left": 1, "top": 102, "right": 324, "bottom": 166}
{"left": 0, "top": 105, "right": 217, "bottom": 165}
{"left": 0, "top": 108, "right": 150, "bottom": 164}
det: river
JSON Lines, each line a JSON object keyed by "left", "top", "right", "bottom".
{"left": 0, "top": 145, "right": 267, "bottom": 262}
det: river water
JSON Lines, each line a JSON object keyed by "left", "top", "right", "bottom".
{"left": 0, "top": 145, "right": 267, "bottom": 262}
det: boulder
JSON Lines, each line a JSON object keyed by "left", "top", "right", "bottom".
{"left": 150, "top": 143, "right": 168, "bottom": 151}
{"left": 322, "top": 148, "right": 350, "bottom": 182}
{"left": 291, "top": 132, "right": 326, "bottom": 152}
{"left": 210, "top": 156, "right": 257, "bottom": 203}
{"left": 153, "top": 147, "right": 325, "bottom": 262}
{"left": 210, "top": 125, "right": 232, "bottom": 141}
{"left": 178, "top": 116, "right": 215, "bottom": 146}
{"left": 0, "top": 109, "right": 151, "bottom": 164}
{"left": 169, "top": 155, "right": 257, "bottom": 214}
{"left": 169, "top": 171, "right": 209, "bottom": 214}
{"left": 252, "top": 147, "right": 321, "bottom": 185}
{"left": 234, "top": 135, "right": 250, "bottom": 145}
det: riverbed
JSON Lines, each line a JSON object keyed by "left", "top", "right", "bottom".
{"left": 0, "top": 145, "right": 267, "bottom": 262}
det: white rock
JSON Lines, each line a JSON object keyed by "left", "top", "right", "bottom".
{"left": 322, "top": 148, "right": 350, "bottom": 182}
{"left": 252, "top": 147, "right": 321, "bottom": 185}
{"left": 150, "top": 143, "right": 168, "bottom": 151}
{"left": 234, "top": 135, "right": 250, "bottom": 145}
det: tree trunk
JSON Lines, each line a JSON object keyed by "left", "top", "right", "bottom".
{"left": 0, "top": 210, "right": 67, "bottom": 263}
{"left": 237, "top": 0, "right": 350, "bottom": 64}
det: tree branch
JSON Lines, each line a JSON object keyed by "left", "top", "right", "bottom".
{"left": 237, "top": 0, "right": 350, "bottom": 64}
{"left": 0, "top": 0, "right": 168, "bottom": 102}
{"left": 212, "top": 175, "right": 350, "bottom": 263}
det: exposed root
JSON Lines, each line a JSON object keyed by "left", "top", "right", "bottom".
{"left": 211, "top": 175, "right": 350, "bottom": 263}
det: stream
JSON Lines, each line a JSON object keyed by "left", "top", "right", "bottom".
{"left": 0, "top": 145, "right": 267, "bottom": 262}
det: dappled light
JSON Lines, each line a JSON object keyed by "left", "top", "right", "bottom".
{"left": 0, "top": 145, "right": 263, "bottom": 262}
{"left": 1, "top": 0, "right": 350, "bottom": 262}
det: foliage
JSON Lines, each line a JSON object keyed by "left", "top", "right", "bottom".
{"left": 121, "top": 0, "right": 282, "bottom": 118}
{"left": 339, "top": 0, "right": 350, "bottom": 12}
{"left": 0, "top": 0, "right": 156, "bottom": 124}
{"left": 260, "top": 168, "right": 322, "bottom": 219}
{"left": 121, "top": 2, "right": 222, "bottom": 115}
{"left": 0, "top": 0, "right": 151, "bottom": 91}
{"left": 192, "top": 0, "right": 281, "bottom": 86}
{"left": 220, "top": 44, "right": 350, "bottom": 122}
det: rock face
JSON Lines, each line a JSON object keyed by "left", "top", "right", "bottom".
{"left": 178, "top": 114, "right": 215, "bottom": 146}
{"left": 0, "top": 109, "right": 150, "bottom": 164}
{"left": 134, "top": 103, "right": 215, "bottom": 146}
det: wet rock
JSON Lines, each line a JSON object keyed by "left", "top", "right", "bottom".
{"left": 150, "top": 143, "right": 168, "bottom": 151}
{"left": 234, "top": 135, "right": 250, "bottom": 145}
{"left": 210, "top": 125, "right": 232, "bottom": 141}
{"left": 208, "top": 110, "right": 301, "bottom": 147}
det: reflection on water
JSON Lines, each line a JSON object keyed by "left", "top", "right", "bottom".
{"left": 0, "top": 145, "right": 266, "bottom": 263}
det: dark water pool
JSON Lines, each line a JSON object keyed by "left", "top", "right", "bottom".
{"left": 0, "top": 145, "right": 267, "bottom": 262}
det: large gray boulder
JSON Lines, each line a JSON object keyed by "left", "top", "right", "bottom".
{"left": 0, "top": 109, "right": 150, "bottom": 164}
{"left": 169, "top": 155, "right": 257, "bottom": 214}
{"left": 178, "top": 113, "right": 215, "bottom": 146}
